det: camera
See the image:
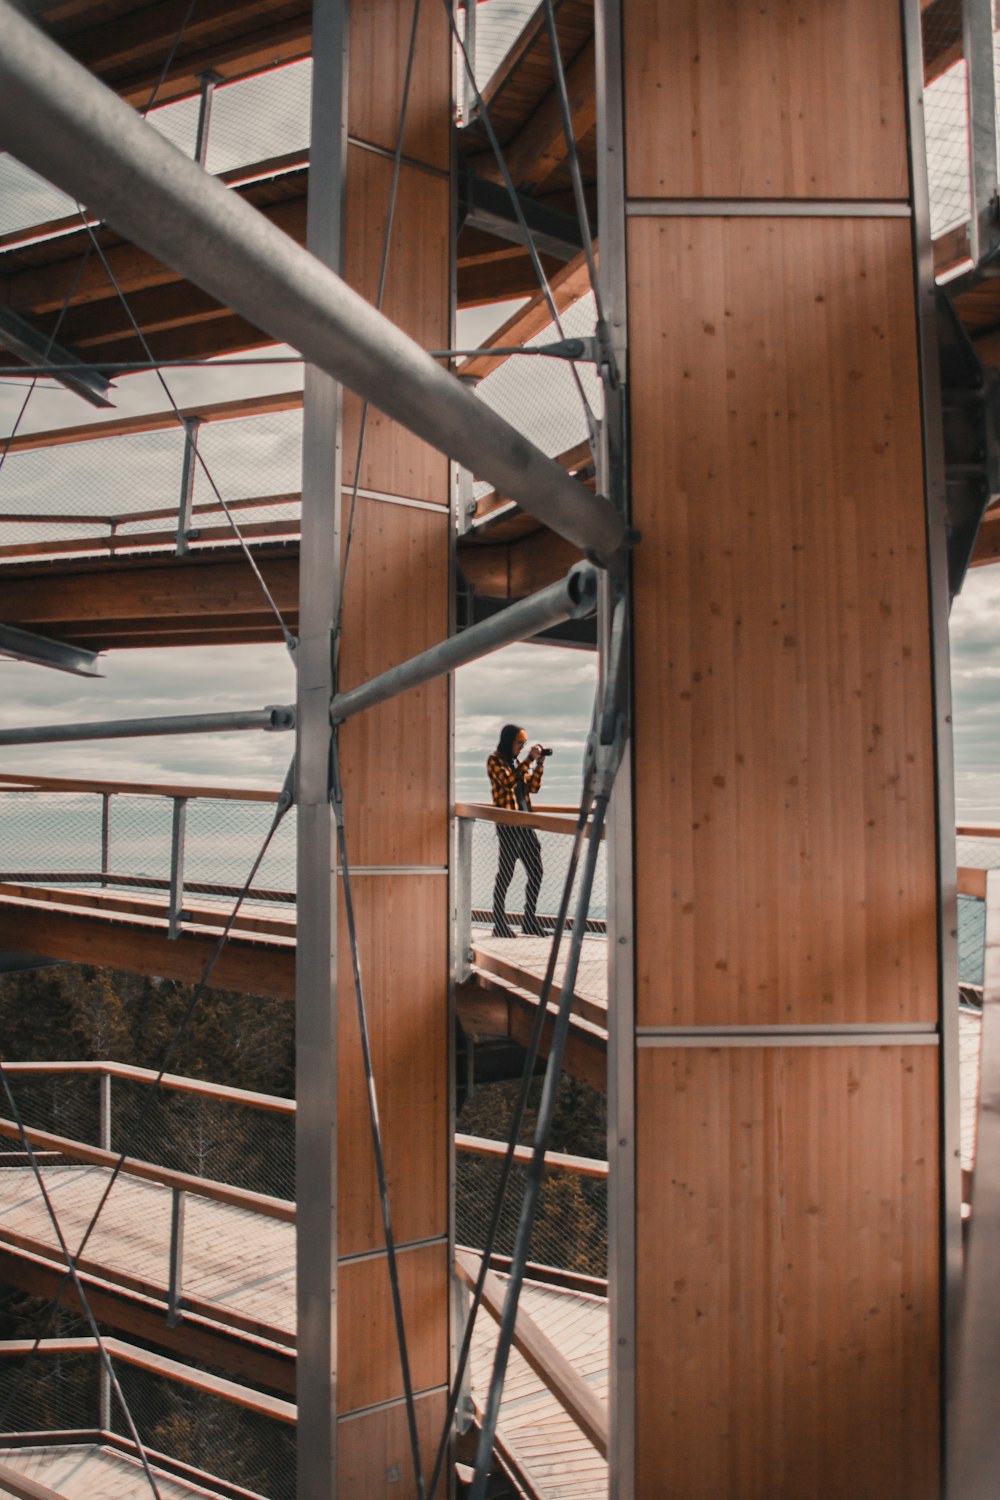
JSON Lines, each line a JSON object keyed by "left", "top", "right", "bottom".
{"left": 539, "top": 747, "right": 554, "bottom": 757}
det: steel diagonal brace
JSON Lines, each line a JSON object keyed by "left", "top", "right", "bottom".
{"left": 0, "top": 1, "right": 625, "bottom": 565}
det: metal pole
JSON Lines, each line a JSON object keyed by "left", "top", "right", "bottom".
{"left": 0, "top": 704, "right": 295, "bottom": 747}
{"left": 963, "top": 0, "right": 1000, "bottom": 265}
{"left": 193, "top": 70, "right": 221, "bottom": 168}
{"left": 455, "top": 817, "right": 474, "bottom": 983}
{"left": 99, "top": 1071, "right": 111, "bottom": 1153}
{"left": 295, "top": 0, "right": 347, "bottom": 1493}
{"left": 100, "top": 792, "right": 111, "bottom": 888}
{"left": 167, "top": 1187, "right": 186, "bottom": 1327}
{"left": 175, "top": 417, "right": 201, "bottom": 556}
{"left": 0, "top": 0, "right": 625, "bottom": 564}
{"left": 167, "top": 797, "right": 187, "bottom": 939}
{"left": 330, "top": 562, "right": 599, "bottom": 724}
{"left": 464, "top": 0, "right": 478, "bottom": 123}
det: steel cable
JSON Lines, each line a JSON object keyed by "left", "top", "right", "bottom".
{"left": 426, "top": 765, "right": 599, "bottom": 1500}
{"left": 443, "top": 0, "right": 599, "bottom": 455}
{"left": 74, "top": 214, "right": 298, "bottom": 657}
{"left": 468, "top": 782, "right": 612, "bottom": 1500}
{"left": 0, "top": 763, "right": 295, "bottom": 1433}
{"left": 0, "top": 1063, "right": 165, "bottom": 1500}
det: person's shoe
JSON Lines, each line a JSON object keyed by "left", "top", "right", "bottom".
{"left": 521, "top": 918, "right": 545, "bottom": 937}
{"left": 492, "top": 922, "right": 516, "bottom": 938}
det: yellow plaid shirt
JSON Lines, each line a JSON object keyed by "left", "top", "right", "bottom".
{"left": 487, "top": 751, "right": 544, "bottom": 811}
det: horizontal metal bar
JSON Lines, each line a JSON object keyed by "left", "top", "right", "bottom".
{"left": 0, "top": 624, "right": 102, "bottom": 677}
{"left": 459, "top": 172, "right": 587, "bottom": 261}
{"left": 625, "top": 200, "right": 913, "bottom": 218}
{"left": 636, "top": 1021, "right": 939, "bottom": 1035}
{"left": 330, "top": 563, "right": 598, "bottom": 724}
{"left": 0, "top": 704, "right": 294, "bottom": 747}
{"left": 637, "top": 1033, "right": 939, "bottom": 1048}
{"left": 0, "top": 4, "right": 626, "bottom": 563}
{"left": 0, "top": 306, "right": 114, "bottom": 408}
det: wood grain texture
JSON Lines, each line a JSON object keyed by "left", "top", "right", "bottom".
{"left": 337, "top": 501, "right": 449, "bottom": 868}
{"left": 341, "top": 152, "right": 450, "bottom": 501}
{"left": 336, "top": 1388, "right": 448, "bottom": 1498}
{"left": 630, "top": 216, "right": 936, "bottom": 1027}
{"left": 348, "top": 0, "right": 451, "bottom": 169}
{"left": 622, "top": 0, "right": 909, "bottom": 201}
{"left": 336, "top": 875, "right": 448, "bottom": 1257}
{"left": 635, "top": 1045, "right": 940, "bottom": 1499}
{"left": 338, "top": 1242, "right": 449, "bottom": 1411}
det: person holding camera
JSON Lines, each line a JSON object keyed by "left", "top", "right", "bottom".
{"left": 487, "top": 723, "right": 550, "bottom": 939}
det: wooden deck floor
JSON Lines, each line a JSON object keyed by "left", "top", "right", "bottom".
{"left": 0, "top": 1166, "right": 606, "bottom": 1500}
{"left": 0, "top": 1443, "right": 235, "bottom": 1499}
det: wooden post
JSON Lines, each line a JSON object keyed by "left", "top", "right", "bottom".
{"left": 611, "top": 1, "right": 948, "bottom": 1494}
{"left": 296, "top": 3, "right": 453, "bottom": 1495}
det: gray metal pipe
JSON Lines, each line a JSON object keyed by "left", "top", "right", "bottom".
{"left": 331, "top": 562, "right": 598, "bottom": 724}
{"left": 0, "top": 3, "right": 626, "bottom": 563}
{"left": 0, "top": 705, "right": 294, "bottom": 748}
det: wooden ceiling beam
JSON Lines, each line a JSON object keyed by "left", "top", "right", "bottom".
{"left": 473, "top": 39, "right": 596, "bottom": 193}
{"left": 459, "top": 247, "right": 597, "bottom": 380}
{"left": 64, "top": 0, "right": 301, "bottom": 78}
{"left": 3, "top": 193, "right": 307, "bottom": 317}
{"left": 1, "top": 390, "right": 302, "bottom": 454}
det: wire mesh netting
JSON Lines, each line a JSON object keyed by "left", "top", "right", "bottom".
{"left": 959, "top": 892, "right": 987, "bottom": 986}
{"left": 0, "top": 1347, "right": 293, "bottom": 1500}
{"left": 456, "top": 1148, "right": 606, "bottom": 1278}
{"left": 0, "top": 407, "right": 303, "bottom": 564}
{"left": 922, "top": 0, "right": 1000, "bottom": 246}
{"left": 0, "top": 788, "right": 295, "bottom": 920}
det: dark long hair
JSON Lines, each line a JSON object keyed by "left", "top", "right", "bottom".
{"left": 497, "top": 723, "right": 523, "bottom": 762}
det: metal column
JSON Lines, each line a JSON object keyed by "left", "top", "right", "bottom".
{"left": 963, "top": 0, "right": 1000, "bottom": 265}
{"left": 294, "top": 0, "right": 348, "bottom": 1494}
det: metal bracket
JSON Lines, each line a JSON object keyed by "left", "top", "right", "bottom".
{"left": 0, "top": 306, "right": 114, "bottom": 409}
{"left": 0, "top": 623, "right": 102, "bottom": 677}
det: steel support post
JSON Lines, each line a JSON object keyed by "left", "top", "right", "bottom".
{"left": 100, "top": 793, "right": 111, "bottom": 888}
{"left": 463, "top": 0, "right": 478, "bottom": 123}
{"left": 193, "top": 71, "right": 221, "bottom": 168}
{"left": 0, "top": 0, "right": 625, "bottom": 563}
{"left": 99, "top": 1360, "right": 111, "bottom": 1432}
{"left": 455, "top": 817, "right": 474, "bottom": 983}
{"left": 295, "top": 1, "right": 347, "bottom": 1494}
{"left": 99, "top": 1071, "right": 111, "bottom": 1153}
{"left": 0, "top": 704, "right": 295, "bottom": 747}
{"left": 175, "top": 417, "right": 201, "bottom": 557}
{"left": 330, "top": 563, "right": 598, "bottom": 724}
{"left": 963, "top": 0, "right": 1000, "bottom": 264}
{"left": 167, "top": 1187, "right": 186, "bottom": 1327}
{"left": 167, "top": 797, "right": 187, "bottom": 940}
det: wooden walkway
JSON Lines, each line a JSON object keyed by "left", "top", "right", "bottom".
{"left": 0, "top": 1166, "right": 607, "bottom": 1500}
{"left": 0, "top": 1443, "right": 234, "bottom": 1500}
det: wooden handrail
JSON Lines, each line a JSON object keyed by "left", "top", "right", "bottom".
{"left": 2, "top": 1059, "right": 294, "bottom": 1115}
{"left": 0, "top": 1337, "right": 296, "bottom": 1423}
{"left": 0, "top": 491, "right": 300, "bottom": 529}
{"left": 958, "top": 825, "right": 1000, "bottom": 839}
{"left": 0, "top": 1116, "right": 295, "bottom": 1223}
{"left": 455, "top": 1132, "right": 607, "bottom": 1178}
{"left": 455, "top": 801, "right": 598, "bottom": 837}
{"left": 455, "top": 1248, "right": 609, "bottom": 1458}
{"left": 0, "top": 772, "right": 280, "bottom": 802}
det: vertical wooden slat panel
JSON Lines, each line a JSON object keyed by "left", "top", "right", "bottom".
{"left": 635, "top": 1046, "right": 940, "bottom": 1500}
{"left": 630, "top": 215, "right": 938, "bottom": 1029}
{"left": 622, "top": 0, "right": 909, "bottom": 201}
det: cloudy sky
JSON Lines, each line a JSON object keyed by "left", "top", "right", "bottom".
{"left": 0, "top": 15, "right": 994, "bottom": 827}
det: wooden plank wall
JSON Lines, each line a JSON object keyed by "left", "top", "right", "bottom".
{"left": 324, "top": 4, "right": 451, "bottom": 1490}
{"left": 619, "top": 2, "right": 944, "bottom": 1495}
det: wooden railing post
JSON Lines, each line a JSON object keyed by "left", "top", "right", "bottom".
{"left": 167, "top": 1187, "right": 186, "bottom": 1327}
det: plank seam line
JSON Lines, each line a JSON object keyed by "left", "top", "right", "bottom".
{"left": 337, "top": 1383, "right": 450, "bottom": 1424}
{"left": 625, "top": 200, "right": 913, "bottom": 218}
{"left": 637, "top": 1031, "right": 939, "bottom": 1049}
{"left": 338, "top": 1234, "right": 448, "bottom": 1266}
{"left": 636, "top": 1022, "right": 938, "bottom": 1035}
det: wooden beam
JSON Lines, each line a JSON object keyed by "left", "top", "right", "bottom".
{"left": 0, "top": 1243, "right": 295, "bottom": 1393}
{"left": 0, "top": 897, "right": 295, "bottom": 999}
{"left": 0, "top": 883, "right": 296, "bottom": 941}
{"left": 0, "top": 771, "right": 280, "bottom": 801}
{"left": 0, "top": 1461, "right": 67, "bottom": 1500}
{"left": 456, "top": 976, "right": 607, "bottom": 1091}
{"left": 455, "top": 1247, "right": 609, "bottom": 1458}
{"left": 959, "top": 867, "right": 989, "bottom": 899}
{"left": 459, "top": 526, "right": 583, "bottom": 599}
{"left": 0, "top": 390, "right": 302, "bottom": 454}
{"left": 459, "top": 257, "right": 597, "bottom": 379}
{"left": 476, "top": 39, "right": 597, "bottom": 193}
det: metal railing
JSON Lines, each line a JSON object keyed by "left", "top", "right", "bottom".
{"left": 0, "top": 773, "right": 295, "bottom": 938}
{"left": 0, "top": 1336, "right": 295, "bottom": 1500}
{"left": 454, "top": 801, "right": 608, "bottom": 1013}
